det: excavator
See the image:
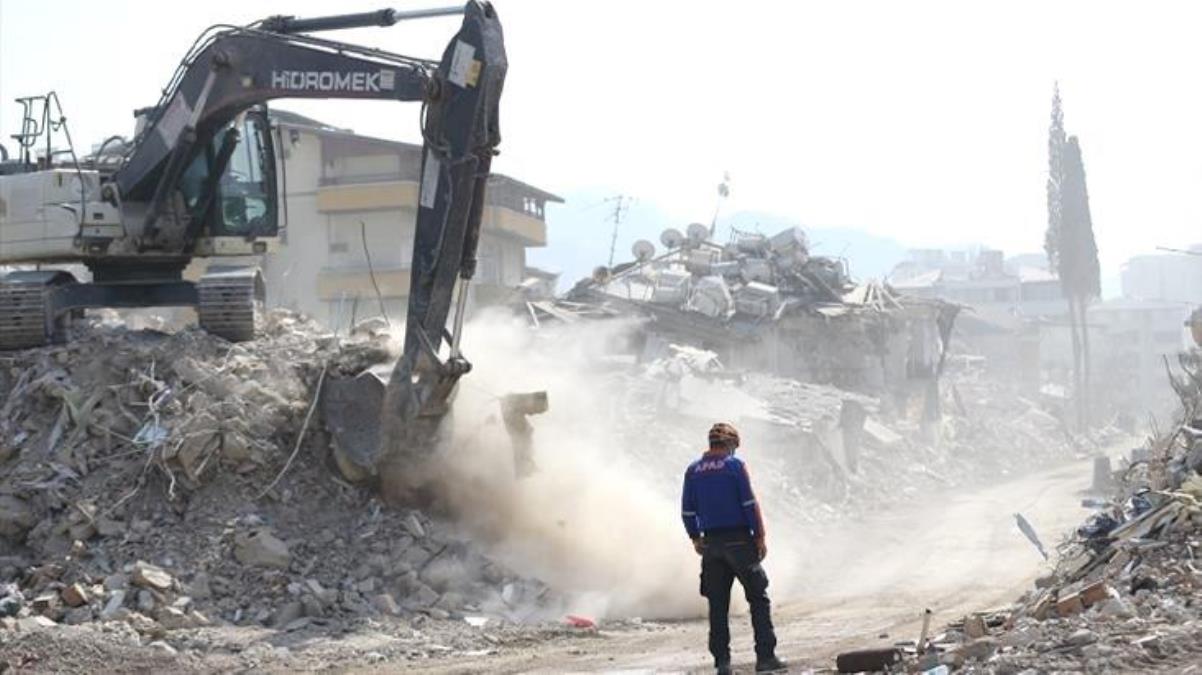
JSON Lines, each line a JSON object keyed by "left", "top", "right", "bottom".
{"left": 0, "top": 3, "right": 516, "bottom": 484}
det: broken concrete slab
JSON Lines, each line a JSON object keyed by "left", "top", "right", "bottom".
{"left": 963, "top": 614, "right": 988, "bottom": 639}
{"left": 1056, "top": 593, "right": 1085, "bottom": 617}
{"left": 862, "top": 419, "right": 902, "bottom": 447}
{"left": 271, "top": 600, "right": 304, "bottom": 628}
{"left": 131, "top": 561, "right": 174, "bottom": 591}
{"left": 16, "top": 615, "right": 57, "bottom": 631}
{"left": 0, "top": 495, "right": 36, "bottom": 540}
{"left": 372, "top": 592, "right": 401, "bottom": 616}
{"left": 955, "top": 637, "right": 998, "bottom": 663}
{"left": 233, "top": 528, "right": 291, "bottom": 570}
{"left": 100, "top": 589, "right": 127, "bottom": 620}
{"left": 61, "top": 583, "right": 89, "bottom": 607}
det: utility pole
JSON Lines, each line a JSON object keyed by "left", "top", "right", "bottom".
{"left": 605, "top": 195, "right": 632, "bottom": 267}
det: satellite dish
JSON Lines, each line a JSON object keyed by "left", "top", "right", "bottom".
{"left": 687, "top": 222, "right": 710, "bottom": 243}
{"left": 660, "top": 228, "right": 685, "bottom": 249}
{"left": 632, "top": 239, "right": 656, "bottom": 262}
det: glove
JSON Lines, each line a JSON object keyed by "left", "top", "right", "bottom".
{"left": 755, "top": 537, "right": 767, "bottom": 561}
{"left": 692, "top": 538, "right": 705, "bottom": 556}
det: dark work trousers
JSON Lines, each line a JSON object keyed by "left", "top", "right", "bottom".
{"left": 700, "top": 529, "right": 777, "bottom": 665}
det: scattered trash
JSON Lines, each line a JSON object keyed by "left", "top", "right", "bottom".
{"left": 836, "top": 648, "right": 903, "bottom": 673}
{"left": 565, "top": 614, "right": 596, "bottom": 629}
{"left": 1014, "top": 513, "right": 1049, "bottom": 560}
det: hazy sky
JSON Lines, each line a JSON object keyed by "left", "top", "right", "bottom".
{"left": 2, "top": 1, "right": 1200, "bottom": 278}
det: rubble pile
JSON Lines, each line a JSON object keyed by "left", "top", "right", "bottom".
{"left": 916, "top": 356, "right": 1202, "bottom": 672}
{"left": 572, "top": 224, "right": 851, "bottom": 321}
{"left": 537, "top": 222, "right": 959, "bottom": 404}
{"left": 0, "top": 312, "right": 557, "bottom": 649}
{"left": 610, "top": 345, "right": 1090, "bottom": 526}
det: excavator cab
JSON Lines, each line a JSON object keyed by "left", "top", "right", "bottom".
{"left": 176, "top": 108, "right": 278, "bottom": 240}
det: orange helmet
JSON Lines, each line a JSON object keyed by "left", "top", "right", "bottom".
{"left": 708, "top": 422, "right": 740, "bottom": 450}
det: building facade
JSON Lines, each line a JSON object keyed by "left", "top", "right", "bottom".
{"left": 261, "top": 111, "right": 561, "bottom": 327}
{"left": 1088, "top": 299, "right": 1189, "bottom": 412}
{"left": 889, "top": 248, "right": 1069, "bottom": 326}
{"left": 1121, "top": 247, "right": 1202, "bottom": 305}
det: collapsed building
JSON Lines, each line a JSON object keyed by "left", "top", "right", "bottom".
{"left": 547, "top": 223, "right": 958, "bottom": 409}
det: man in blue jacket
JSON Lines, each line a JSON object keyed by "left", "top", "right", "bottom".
{"left": 682, "top": 422, "right": 785, "bottom": 674}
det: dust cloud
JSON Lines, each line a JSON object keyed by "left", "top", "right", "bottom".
{"left": 377, "top": 308, "right": 1008, "bottom": 624}
{"left": 417, "top": 311, "right": 755, "bottom": 619}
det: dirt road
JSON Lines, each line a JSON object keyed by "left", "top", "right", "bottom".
{"left": 414, "top": 456, "right": 1099, "bottom": 673}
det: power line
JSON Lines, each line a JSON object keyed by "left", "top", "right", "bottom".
{"left": 1153, "top": 243, "right": 1202, "bottom": 254}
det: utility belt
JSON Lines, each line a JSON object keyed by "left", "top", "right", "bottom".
{"left": 702, "top": 527, "right": 754, "bottom": 543}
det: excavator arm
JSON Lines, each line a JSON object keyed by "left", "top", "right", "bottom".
{"left": 111, "top": 3, "right": 506, "bottom": 474}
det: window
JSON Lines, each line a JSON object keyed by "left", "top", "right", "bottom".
{"left": 221, "top": 116, "right": 271, "bottom": 234}
{"left": 177, "top": 109, "right": 276, "bottom": 238}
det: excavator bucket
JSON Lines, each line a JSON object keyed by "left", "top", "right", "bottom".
{"left": 321, "top": 367, "right": 390, "bottom": 482}
{"left": 322, "top": 365, "right": 549, "bottom": 484}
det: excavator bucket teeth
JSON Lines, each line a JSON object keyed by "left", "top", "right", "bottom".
{"left": 321, "top": 367, "right": 389, "bottom": 481}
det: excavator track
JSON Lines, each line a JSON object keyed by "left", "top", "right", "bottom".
{"left": 197, "top": 273, "right": 260, "bottom": 343}
{"left": 0, "top": 281, "right": 54, "bottom": 350}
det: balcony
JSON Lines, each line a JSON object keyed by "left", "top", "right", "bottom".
{"left": 315, "top": 179, "right": 548, "bottom": 246}
{"left": 316, "top": 180, "right": 419, "bottom": 213}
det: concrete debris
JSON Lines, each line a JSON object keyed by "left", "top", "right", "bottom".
{"left": 100, "top": 590, "right": 127, "bottom": 620}
{"left": 371, "top": 592, "right": 401, "bottom": 616}
{"left": 234, "top": 528, "right": 291, "bottom": 570}
{"left": 912, "top": 350, "right": 1202, "bottom": 672}
{"left": 611, "top": 341, "right": 1094, "bottom": 527}
{"left": 962, "top": 614, "right": 987, "bottom": 639}
{"left": 270, "top": 600, "right": 304, "bottom": 628}
{"left": 0, "top": 310, "right": 562, "bottom": 659}
{"left": 15, "top": 615, "right": 56, "bottom": 631}
{"left": 549, "top": 225, "right": 961, "bottom": 397}
{"left": 836, "top": 647, "right": 903, "bottom": 673}
{"left": 131, "top": 561, "right": 174, "bottom": 591}
{"left": 402, "top": 513, "right": 426, "bottom": 539}
{"left": 0, "top": 495, "right": 36, "bottom": 540}
{"left": 60, "top": 583, "right": 89, "bottom": 608}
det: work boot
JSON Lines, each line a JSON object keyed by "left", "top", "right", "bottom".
{"left": 715, "top": 659, "right": 733, "bottom": 675}
{"left": 755, "top": 656, "right": 787, "bottom": 672}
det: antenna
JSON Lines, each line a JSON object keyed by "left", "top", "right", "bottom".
{"left": 604, "top": 194, "right": 633, "bottom": 267}
{"left": 710, "top": 172, "right": 731, "bottom": 237}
